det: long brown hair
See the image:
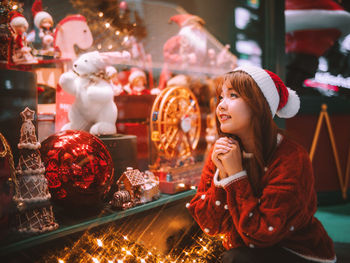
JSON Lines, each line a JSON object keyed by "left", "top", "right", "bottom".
{"left": 215, "top": 71, "right": 280, "bottom": 196}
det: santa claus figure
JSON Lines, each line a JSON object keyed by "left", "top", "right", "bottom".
{"left": 105, "top": 66, "right": 124, "bottom": 96}
{"left": 125, "top": 68, "right": 150, "bottom": 95}
{"left": 7, "top": 11, "right": 36, "bottom": 65}
{"left": 31, "top": 0, "right": 55, "bottom": 55}
{"left": 285, "top": 0, "right": 350, "bottom": 93}
{"left": 163, "top": 14, "right": 207, "bottom": 65}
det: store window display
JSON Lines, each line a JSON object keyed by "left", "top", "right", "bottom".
{"left": 187, "top": 66, "right": 336, "bottom": 263}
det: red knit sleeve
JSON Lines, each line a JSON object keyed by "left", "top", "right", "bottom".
{"left": 187, "top": 147, "right": 233, "bottom": 236}
{"left": 223, "top": 141, "right": 315, "bottom": 248}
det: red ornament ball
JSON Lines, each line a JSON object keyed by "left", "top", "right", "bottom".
{"left": 41, "top": 130, "right": 114, "bottom": 207}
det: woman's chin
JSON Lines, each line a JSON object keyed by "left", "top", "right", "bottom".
{"left": 220, "top": 125, "right": 232, "bottom": 134}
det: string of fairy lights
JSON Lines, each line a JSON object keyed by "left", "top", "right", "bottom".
{"left": 41, "top": 224, "right": 225, "bottom": 263}
{"left": 70, "top": 0, "right": 147, "bottom": 52}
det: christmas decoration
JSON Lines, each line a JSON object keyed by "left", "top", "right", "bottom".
{"left": 40, "top": 130, "right": 114, "bottom": 208}
{"left": 58, "top": 50, "right": 130, "bottom": 135}
{"left": 0, "top": 133, "right": 16, "bottom": 240}
{"left": 0, "top": 1, "right": 24, "bottom": 61}
{"left": 109, "top": 167, "right": 159, "bottom": 210}
{"left": 163, "top": 14, "right": 207, "bottom": 65}
{"left": 7, "top": 9, "right": 37, "bottom": 65}
{"left": 53, "top": 14, "right": 93, "bottom": 60}
{"left": 13, "top": 107, "right": 58, "bottom": 234}
{"left": 149, "top": 86, "right": 203, "bottom": 194}
{"left": 124, "top": 67, "right": 149, "bottom": 95}
{"left": 41, "top": 225, "right": 225, "bottom": 262}
{"left": 70, "top": 0, "right": 147, "bottom": 55}
{"left": 28, "top": 0, "right": 58, "bottom": 57}
{"left": 105, "top": 66, "right": 125, "bottom": 96}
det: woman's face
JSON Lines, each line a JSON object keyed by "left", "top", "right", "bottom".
{"left": 216, "top": 83, "right": 252, "bottom": 137}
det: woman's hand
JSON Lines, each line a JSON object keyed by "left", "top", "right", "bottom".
{"left": 212, "top": 137, "right": 234, "bottom": 179}
{"left": 218, "top": 138, "right": 243, "bottom": 176}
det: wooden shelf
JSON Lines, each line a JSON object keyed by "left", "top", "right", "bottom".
{"left": 0, "top": 190, "right": 196, "bottom": 256}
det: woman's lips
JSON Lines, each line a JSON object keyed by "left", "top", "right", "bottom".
{"left": 219, "top": 114, "right": 231, "bottom": 121}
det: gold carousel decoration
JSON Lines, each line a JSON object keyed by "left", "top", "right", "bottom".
{"left": 149, "top": 85, "right": 202, "bottom": 194}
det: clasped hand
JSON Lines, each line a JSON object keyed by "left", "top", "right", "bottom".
{"left": 211, "top": 137, "right": 243, "bottom": 180}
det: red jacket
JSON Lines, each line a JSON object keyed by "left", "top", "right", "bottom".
{"left": 187, "top": 136, "right": 336, "bottom": 263}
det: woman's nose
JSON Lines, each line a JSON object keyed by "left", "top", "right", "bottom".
{"left": 218, "top": 100, "right": 226, "bottom": 110}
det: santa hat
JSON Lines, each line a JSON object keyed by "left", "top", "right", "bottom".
{"left": 169, "top": 14, "right": 205, "bottom": 27}
{"left": 128, "top": 68, "right": 146, "bottom": 83}
{"left": 285, "top": 0, "right": 350, "bottom": 37}
{"left": 8, "top": 11, "right": 28, "bottom": 29}
{"left": 233, "top": 66, "right": 300, "bottom": 118}
{"left": 32, "top": 0, "right": 53, "bottom": 28}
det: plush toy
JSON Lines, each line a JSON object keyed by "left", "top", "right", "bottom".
{"left": 59, "top": 50, "right": 130, "bottom": 135}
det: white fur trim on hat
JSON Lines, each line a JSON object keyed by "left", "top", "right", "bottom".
{"left": 276, "top": 88, "right": 300, "bottom": 118}
{"left": 34, "top": 11, "right": 52, "bottom": 29}
{"left": 10, "top": 16, "right": 28, "bottom": 29}
{"left": 234, "top": 66, "right": 279, "bottom": 117}
{"left": 128, "top": 70, "right": 146, "bottom": 83}
{"left": 285, "top": 10, "right": 350, "bottom": 36}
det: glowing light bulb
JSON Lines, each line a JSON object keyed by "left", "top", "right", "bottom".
{"left": 178, "top": 183, "right": 185, "bottom": 188}
{"left": 140, "top": 259, "right": 146, "bottom": 263}
{"left": 105, "top": 23, "right": 110, "bottom": 28}
{"left": 97, "top": 239, "right": 103, "bottom": 247}
{"left": 117, "top": 260, "right": 123, "bottom": 263}
{"left": 98, "top": 12, "right": 104, "bottom": 17}
{"left": 203, "top": 246, "right": 208, "bottom": 251}
{"left": 58, "top": 260, "right": 64, "bottom": 263}
{"left": 92, "top": 258, "right": 99, "bottom": 263}
{"left": 190, "top": 186, "right": 196, "bottom": 189}
{"left": 126, "top": 251, "right": 132, "bottom": 256}
{"left": 12, "top": 5, "right": 18, "bottom": 10}
{"left": 123, "top": 236, "right": 128, "bottom": 240}
{"left": 148, "top": 252, "right": 152, "bottom": 255}
{"left": 108, "top": 45, "right": 113, "bottom": 50}
{"left": 97, "top": 44, "right": 102, "bottom": 50}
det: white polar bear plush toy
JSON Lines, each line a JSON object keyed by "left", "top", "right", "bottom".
{"left": 59, "top": 50, "right": 130, "bottom": 135}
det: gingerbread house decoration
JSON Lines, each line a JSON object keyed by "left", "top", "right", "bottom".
{"left": 116, "top": 167, "right": 146, "bottom": 202}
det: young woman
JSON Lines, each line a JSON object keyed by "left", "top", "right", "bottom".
{"left": 187, "top": 65, "right": 336, "bottom": 263}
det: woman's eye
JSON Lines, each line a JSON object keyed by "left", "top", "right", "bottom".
{"left": 230, "top": 93, "right": 238, "bottom": 98}
{"left": 218, "top": 96, "right": 223, "bottom": 101}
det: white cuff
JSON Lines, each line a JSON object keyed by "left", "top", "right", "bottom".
{"left": 213, "top": 169, "right": 247, "bottom": 188}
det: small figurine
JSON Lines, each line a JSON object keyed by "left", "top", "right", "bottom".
{"left": 105, "top": 66, "right": 125, "bottom": 96}
{"left": 30, "top": 0, "right": 55, "bottom": 56}
{"left": 58, "top": 50, "right": 130, "bottom": 135}
{"left": 110, "top": 167, "right": 159, "bottom": 210}
{"left": 125, "top": 68, "right": 149, "bottom": 95}
{"left": 7, "top": 11, "right": 37, "bottom": 65}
